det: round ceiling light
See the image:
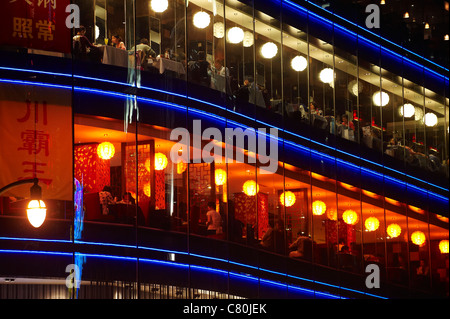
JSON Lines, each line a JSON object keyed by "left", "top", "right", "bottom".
{"left": 280, "top": 191, "right": 296, "bottom": 207}
{"left": 319, "top": 68, "right": 334, "bottom": 84}
{"left": 243, "top": 31, "right": 254, "bottom": 47}
{"left": 411, "top": 231, "right": 426, "bottom": 246}
{"left": 291, "top": 55, "right": 307, "bottom": 72}
{"left": 365, "top": 217, "right": 380, "bottom": 232}
{"left": 154, "top": 152, "right": 168, "bottom": 170}
{"left": 343, "top": 209, "right": 359, "bottom": 225}
{"left": 261, "top": 42, "right": 278, "bottom": 59}
{"left": 243, "top": 180, "right": 259, "bottom": 196}
{"left": 386, "top": 223, "right": 402, "bottom": 238}
{"left": 372, "top": 91, "right": 390, "bottom": 107}
{"left": 227, "top": 27, "right": 244, "bottom": 44}
{"left": 151, "top": 0, "right": 168, "bottom": 13}
{"left": 193, "top": 11, "right": 211, "bottom": 29}
{"left": 215, "top": 169, "right": 227, "bottom": 186}
{"left": 372, "top": 91, "right": 389, "bottom": 106}
{"left": 439, "top": 240, "right": 449, "bottom": 254}
{"left": 312, "top": 200, "right": 326, "bottom": 216}
{"left": 213, "top": 22, "right": 224, "bottom": 38}
{"left": 97, "top": 142, "right": 115, "bottom": 160}
{"left": 399, "top": 103, "right": 415, "bottom": 118}
{"left": 424, "top": 112, "right": 438, "bottom": 127}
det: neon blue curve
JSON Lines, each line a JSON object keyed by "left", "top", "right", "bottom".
{"left": 0, "top": 236, "right": 389, "bottom": 299}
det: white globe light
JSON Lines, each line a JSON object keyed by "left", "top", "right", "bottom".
{"left": 319, "top": 68, "right": 334, "bottom": 84}
{"left": 414, "top": 106, "right": 424, "bottom": 121}
{"left": 348, "top": 79, "right": 363, "bottom": 96}
{"left": 399, "top": 103, "right": 415, "bottom": 118}
{"left": 213, "top": 22, "right": 224, "bottom": 38}
{"left": 227, "top": 27, "right": 244, "bottom": 44}
{"left": 27, "top": 200, "right": 47, "bottom": 228}
{"left": 261, "top": 42, "right": 278, "bottom": 59}
{"left": 372, "top": 91, "right": 390, "bottom": 107}
{"left": 151, "top": 0, "right": 168, "bottom": 13}
{"left": 243, "top": 31, "right": 254, "bottom": 47}
{"left": 193, "top": 11, "right": 211, "bottom": 29}
{"left": 424, "top": 112, "right": 438, "bottom": 127}
{"left": 291, "top": 56, "right": 307, "bottom": 72}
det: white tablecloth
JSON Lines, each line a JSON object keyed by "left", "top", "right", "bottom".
{"left": 100, "top": 45, "right": 128, "bottom": 68}
{"left": 157, "top": 57, "right": 186, "bottom": 74}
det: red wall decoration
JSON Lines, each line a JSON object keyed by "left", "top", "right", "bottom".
{"left": 74, "top": 144, "right": 110, "bottom": 193}
{"left": 234, "top": 192, "right": 269, "bottom": 239}
{"left": 325, "top": 219, "right": 356, "bottom": 249}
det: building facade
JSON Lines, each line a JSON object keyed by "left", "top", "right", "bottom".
{"left": 0, "top": 0, "right": 448, "bottom": 299}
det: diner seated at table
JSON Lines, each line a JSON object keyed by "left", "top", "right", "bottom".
{"left": 288, "top": 231, "right": 313, "bottom": 259}
{"left": 99, "top": 185, "right": 116, "bottom": 215}
{"left": 188, "top": 51, "right": 211, "bottom": 87}
{"left": 117, "top": 192, "right": 136, "bottom": 205}
{"left": 73, "top": 26, "right": 99, "bottom": 61}
{"left": 112, "top": 35, "right": 126, "bottom": 50}
{"left": 341, "top": 114, "right": 354, "bottom": 130}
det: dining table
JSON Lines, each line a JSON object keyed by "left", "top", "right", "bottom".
{"left": 156, "top": 57, "right": 186, "bottom": 75}
{"left": 98, "top": 45, "right": 129, "bottom": 68}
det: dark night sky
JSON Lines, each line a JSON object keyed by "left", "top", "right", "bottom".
{"left": 299, "top": 0, "right": 450, "bottom": 69}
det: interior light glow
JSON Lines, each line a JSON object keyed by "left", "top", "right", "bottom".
{"left": 424, "top": 112, "right": 438, "bottom": 127}
{"left": 151, "top": 0, "right": 168, "bottom": 13}
{"left": 291, "top": 56, "right": 307, "bottom": 71}
{"left": 372, "top": 91, "right": 389, "bottom": 106}
{"left": 193, "top": 11, "right": 211, "bottom": 29}
{"left": 399, "top": 103, "right": 415, "bottom": 118}
{"left": 227, "top": 27, "right": 244, "bottom": 44}
{"left": 261, "top": 42, "right": 278, "bottom": 59}
{"left": 213, "top": 22, "right": 224, "bottom": 38}
{"left": 319, "top": 68, "right": 334, "bottom": 83}
{"left": 243, "top": 31, "right": 254, "bottom": 47}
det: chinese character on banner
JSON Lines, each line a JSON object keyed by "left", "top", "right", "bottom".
{"left": 36, "top": 20, "right": 55, "bottom": 41}
{"left": 0, "top": 83, "right": 72, "bottom": 201}
{"left": 17, "top": 129, "right": 50, "bottom": 156}
{"left": 38, "top": 0, "right": 57, "bottom": 9}
{"left": 12, "top": 17, "right": 33, "bottom": 39}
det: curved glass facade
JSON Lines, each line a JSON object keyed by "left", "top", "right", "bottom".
{"left": 0, "top": 0, "right": 448, "bottom": 299}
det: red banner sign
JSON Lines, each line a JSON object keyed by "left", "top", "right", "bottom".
{"left": 0, "top": 0, "right": 71, "bottom": 53}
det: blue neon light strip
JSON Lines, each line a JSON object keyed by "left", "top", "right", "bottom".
{"left": 0, "top": 247, "right": 343, "bottom": 299}
{"left": 0, "top": 75, "right": 448, "bottom": 199}
{"left": 286, "top": 0, "right": 449, "bottom": 75}
{"left": 0, "top": 237, "right": 388, "bottom": 299}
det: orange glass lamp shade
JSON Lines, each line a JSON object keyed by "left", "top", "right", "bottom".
{"left": 312, "top": 200, "right": 326, "bottom": 216}
{"left": 280, "top": 191, "right": 296, "bottom": 207}
{"left": 243, "top": 180, "right": 259, "bottom": 196}
{"left": 143, "top": 182, "right": 151, "bottom": 197}
{"left": 97, "top": 142, "right": 115, "bottom": 160}
{"left": 343, "top": 209, "right": 358, "bottom": 225}
{"left": 439, "top": 240, "right": 449, "bottom": 254}
{"left": 27, "top": 200, "right": 47, "bottom": 228}
{"left": 327, "top": 209, "right": 337, "bottom": 221}
{"left": 364, "top": 217, "right": 380, "bottom": 232}
{"left": 386, "top": 223, "right": 401, "bottom": 238}
{"left": 154, "top": 152, "right": 168, "bottom": 170}
{"left": 215, "top": 169, "right": 227, "bottom": 186}
{"left": 177, "top": 161, "right": 187, "bottom": 174}
{"left": 411, "top": 231, "right": 426, "bottom": 246}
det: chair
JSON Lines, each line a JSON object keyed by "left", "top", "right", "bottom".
{"left": 83, "top": 192, "right": 102, "bottom": 221}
